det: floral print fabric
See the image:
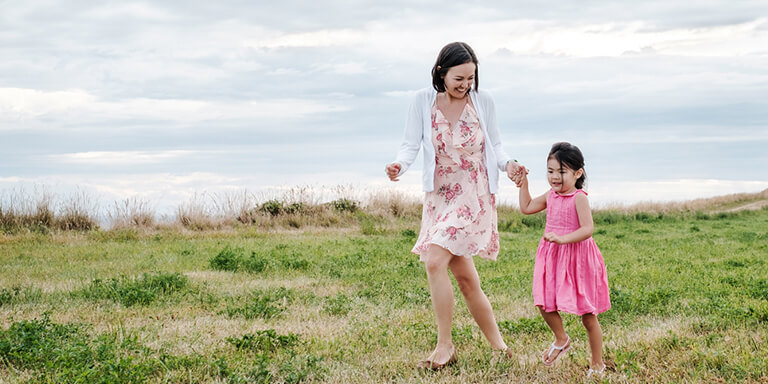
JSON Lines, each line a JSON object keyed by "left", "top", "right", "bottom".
{"left": 412, "top": 102, "right": 500, "bottom": 261}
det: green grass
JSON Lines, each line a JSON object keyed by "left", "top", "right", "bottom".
{"left": 1, "top": 207, "right": 767, "bottom": 382}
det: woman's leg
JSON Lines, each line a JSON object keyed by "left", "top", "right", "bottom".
{"left": 581, "top": 314, "right": 604, "bottom": 368}
{"left": 423, "top": 244, "right": 456, "bottom": 363}
{"left": 538, "top": 307, "right": 570, "bottom": 364}
{"left": 448, "top": 255, "right": 507, "bottom": 350}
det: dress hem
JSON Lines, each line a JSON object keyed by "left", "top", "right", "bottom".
{"left": 535, "top": 304, "right": 611, "bottom": 316}
{"left": 411, "top": 241, "right": 497, "bottom": 262}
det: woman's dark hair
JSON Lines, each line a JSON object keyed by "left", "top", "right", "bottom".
{"left": 431, "top": 42, "right": 479, "bottom": 92}
{"left": 548, "top": 142, "right": 587, "bottom": 189}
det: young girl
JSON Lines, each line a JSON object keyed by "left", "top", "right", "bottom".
{"left": 517, "top": 142, "right": 611, "bottom": 377}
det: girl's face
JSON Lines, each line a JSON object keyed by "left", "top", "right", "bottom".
{"left": 547, "top": 157, "right": 583, "bottom": 194}
{"left": 442, "top": 62, "right": 475, "bottom": 99}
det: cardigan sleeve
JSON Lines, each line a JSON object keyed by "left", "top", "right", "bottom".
{"left": 393, "top": 92, "right": 425, "bottom": 176}
{"left": 481, "top": 91, "right": 512, "bottom": 171}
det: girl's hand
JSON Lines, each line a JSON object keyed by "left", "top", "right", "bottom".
{"left": 506, "top": 161, "right": 528, "bottom": 187}
{"left": 543, "top": 232, "right": 564, "bottom": 244}
{"left": 385, "top": 163, "right": 402, "bottom": 181}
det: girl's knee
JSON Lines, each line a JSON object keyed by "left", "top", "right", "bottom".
{"left": 581, "top": 314, "right": 600, "bottom": 329}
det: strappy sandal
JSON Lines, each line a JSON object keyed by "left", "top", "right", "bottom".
{"left": 587, "top": 364, "right": 605, "bottom": 378}
{"left": 416, "top": 346, "right": 457, "bottom": 371}
{"left": 542, "top": 335, "right": 570, "bottom": 366}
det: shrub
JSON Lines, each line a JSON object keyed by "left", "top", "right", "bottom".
{"left": 260, "top": 200, "right": 284, "bottom": 216}
{"left": 329, "top": 198, "right": 359, "bottom": 213}
{"left": 209, "top": 246, "right": 242, "bottom": 272}
{"left": 242, "top": 251, "right": 270, "bottom": 273}
{"left": 284, "top": 202, "right": 306, "bottom": 215}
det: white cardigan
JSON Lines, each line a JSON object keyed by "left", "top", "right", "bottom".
{"left": 393, "top": 88, "right": 512, "bottom": 193}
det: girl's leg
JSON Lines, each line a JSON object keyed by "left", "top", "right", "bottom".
{"left": 423, "top": 244, "right": 456, "bottom": 364}
{"left": 448, "top": 255, "right": 507, "bottom": 350}
{"left": 581, "top": 314, "right": 604, "bottom": 368}
{"left": 538, "top": 307, "right": 570, "bottom": 364}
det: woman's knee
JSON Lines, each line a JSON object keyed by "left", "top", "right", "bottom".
{"left": 453, "top": 270, "right": 481, "bottom": 295}
{"left": 424, "top": 245, "right": 451, "bottom": 275}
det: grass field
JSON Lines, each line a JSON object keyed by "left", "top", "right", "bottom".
{"left": 1, "top": 198, "right": 767, "bottom": 383}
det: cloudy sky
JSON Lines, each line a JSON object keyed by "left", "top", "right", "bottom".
{"left": 2, "top": 1, "right": 767, "bottom": 213}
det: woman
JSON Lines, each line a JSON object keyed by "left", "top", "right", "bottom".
{"left": 386, "top": 41, "right": 525, "bottom": 369}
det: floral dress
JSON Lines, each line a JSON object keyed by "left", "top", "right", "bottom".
{"left": 412, "top": 102, "right": 500, "bottom": 261}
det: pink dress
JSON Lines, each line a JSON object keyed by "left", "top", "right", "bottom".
{"left": 533, "top": 189, "right": 611, "bottom": 315}
{"left": 412, "top": 103, "right": 500, "bottom": 261}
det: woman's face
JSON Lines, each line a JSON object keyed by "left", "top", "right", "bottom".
{"left": 442, "top": 62, "right": 475, "bottom": 99}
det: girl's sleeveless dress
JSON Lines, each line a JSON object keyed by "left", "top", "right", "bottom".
{"left": 533, "top": 189, "right": 611, "bottom": 315}
{"left": 412, "top": 102, "right": 500, "bottom": 261}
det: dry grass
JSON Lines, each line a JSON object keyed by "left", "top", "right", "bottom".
{"left": 0, "top": 187, "right": 99, "bottom": 232}
{"left": 2, "top": 186, "right": 767, "bottom": 236}
{"left": 602, "top": 188, "right": 768, "bottom": 214}
{"left": 108, "top": 197, "right": 155, "bottom": 229}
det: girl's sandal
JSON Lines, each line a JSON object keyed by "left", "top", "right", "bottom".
{"left": 542, "top": 335, "right": 571, "bottom": 366}
{"left": 587, "top": 364, "right": 606, "bottom": 378}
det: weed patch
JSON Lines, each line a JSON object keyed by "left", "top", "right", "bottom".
{"left": 79, "top": 272, "right": 189, "bottom": 306}
{"left": 224, "top": 287, "right": 294, "bottom": 320}
{"left": 227, "top": 329, "right": 300, "bottom": 353}
{"left": 323, "top": 293, "right": 353, "bottom": 316}
{"left": 209, "top": 245, "right": 242, "bottom": 272}
{"left": 0, "top": 316, "right": 158, "bottom": 382}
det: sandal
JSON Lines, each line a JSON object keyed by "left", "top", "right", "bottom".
{"left": 542, "top": 335, "right": 570, "bottom": 366}
{"left": 587, "top": 364, "right": 605, "bottom": 378}
{"left": 416, "top": 346, "right": 457, "bottom": 371}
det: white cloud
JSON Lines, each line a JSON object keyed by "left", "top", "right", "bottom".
{"left": 49, "top": 150, "right": 199, "bottom": 165}
{"left": 256, "top": 17, "right": 768, "bottom": 59}
{"left": 82, "top": 3, "right": 177, "bottom": 21}
{"left": 319, "top": 62, "right": 368, "bottom": 75}
{"left": 0, "top": 88, "right": 95, "bottom": 119}
{"left": 0, "top": 88, "right": 351, "bottom": 127}
{"left": 244, "top": 28, "right": 365, "bottom": 49}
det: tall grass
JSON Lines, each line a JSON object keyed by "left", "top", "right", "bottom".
{"left": 0, "top": 187, "right": 98, "bottom": 233}
{"left": 1, "top": 186, "right": 766, "bottom": 234}
{"left": 108, "top": 197, "right": 155, "bottom": 229}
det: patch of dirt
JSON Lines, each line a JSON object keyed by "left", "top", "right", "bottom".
{"left": 722, "top": 199, "right": 768, "bottom": 212}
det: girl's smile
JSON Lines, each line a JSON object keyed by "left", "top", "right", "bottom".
{"left": 547, "top": 157, "right": 583, "bottom": 195}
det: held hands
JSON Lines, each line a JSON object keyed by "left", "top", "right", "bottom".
{"left": 543, "top": 232, "right": 565, "bottom": 244}
{"left": 506, "top": 161, "right": 528, "bottom": 187}
{"left": 385, "top": 163, "right": 402, "bottom": 181}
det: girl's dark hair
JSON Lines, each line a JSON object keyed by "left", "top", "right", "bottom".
{"left": 431, "top": 42, "right": 479, "bottom": 92}
{"left": 548, "top": 142, "right": 587, "bottom": 189}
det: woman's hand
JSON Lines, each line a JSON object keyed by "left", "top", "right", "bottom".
{"left": 543, "top": 232, "right": 564, "bottom": 244}
{"left": 506, "top": 161, "right": 527, "bottom": 187}
{"left": 385, "top": 163, "right": 402, "bottom": 181}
